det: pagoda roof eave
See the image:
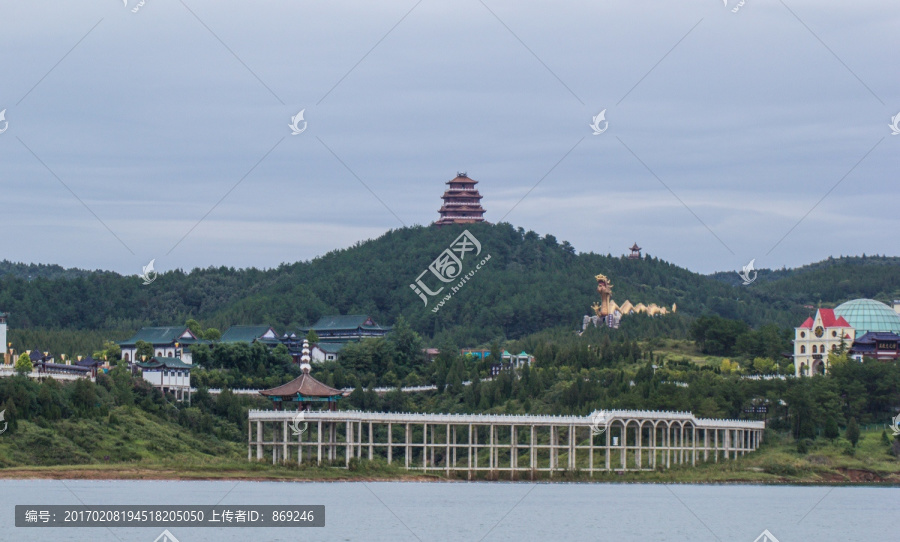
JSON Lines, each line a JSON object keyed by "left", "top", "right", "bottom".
{"left": 259, "top": 372, "right": 345, "bottom": 398}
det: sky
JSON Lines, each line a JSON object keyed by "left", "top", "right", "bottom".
{"left": 0, "top": 0, "right": 897, "bottom": 277}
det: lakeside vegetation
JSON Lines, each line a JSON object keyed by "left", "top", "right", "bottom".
{"left": 1, "top": 223, "right": 899, "bottom": 482}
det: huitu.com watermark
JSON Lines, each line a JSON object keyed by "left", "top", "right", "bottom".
{"left": 410, "top": 230, "right": 490, "bottom": 312}
{"left": 739, "top": 259, "right": 757, "bottom": 285}
{"left": 139, "top": 259, "right": 157, "bottom": 285}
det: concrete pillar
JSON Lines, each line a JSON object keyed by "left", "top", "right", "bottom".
{"left": 282, "top": 420, "right": 288, "bottom": 463}
{"left": 605, "top": 423, "right": 611, "bottom": 471}
{"left": 530, "top": 425, "right": 536, "bottom": 473}
{"left": 452, "top": 426, "right": 457, "bottom": 468}
{"left": 467, "top": 424, "right": 473, "bottom": 477}
{"left": 714, "top": 429, "right": 718, "bottom": 463}
{"left": 446, "top": 424, "right": 451, "bottom": 475}
{"left": 346, "top": 421, "right": 352, "bottom": 467}
{"left": 569, "top": 424, "right": 575, "bottom": 470}
{"left": 637, "top": 423, "right": 643, "bottom": 470}
{"left": 369, "top": 422, "right": 374, "bottom": 461}
{"left": 387, "top": 423, "right": 393, "bottom": 464}
{"left": 423, "top": 423, "right": 428, "bottom": 469}
{"left": 511, "top": 425, "right": 517, "bottom": 473}
{"left": 272, "top": 422, "right": 277, "bottom": 465}
{"left": 489, "top": 424, "right": 495, "bottom": 472}
{"left": 474, "top": 425, "right": 478, "bottom": 470}
{"left": 256, "top": 421, "right": 263, "bottom": 460}
{"left": 405, "top": 423, "right": 411, "bottom": 469}
{"left": 317, "top": 421, "right": 322, "bottom": 465}
{"left": 589, "top": 424, "right": 594, "bottom": 475}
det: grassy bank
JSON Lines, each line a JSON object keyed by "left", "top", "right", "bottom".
{"left": 2, "top": 427, "right": 897, "bottom": 484}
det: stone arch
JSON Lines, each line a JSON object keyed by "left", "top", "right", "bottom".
{"left": 812, "top": 359, "right": 825, "bottom": 375}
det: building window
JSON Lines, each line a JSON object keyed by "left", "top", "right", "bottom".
{"left": 800, "top": 331, "right": 806, "bottom": 338}
{"left": 800, "top": 345, "right": 806, "bottom": 354}
{"left": 156, "top": 351, "right": 162, "bottom": 357}
{"left": 832, "top": 331, "right": 837, "bottom": 337}
{"left": 812, "top": 345, "right": 817, "bottom": 353}
{"left": 124, "top": 353, "right": 130, "bottom": 361}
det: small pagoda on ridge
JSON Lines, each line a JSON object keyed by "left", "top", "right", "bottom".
{"left": 434, "top": 172, "right": 487, "bottom": 226}
{"left": 259, "top": 340, "right": 347, "bottom": 411}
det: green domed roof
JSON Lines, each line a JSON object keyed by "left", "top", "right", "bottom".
{"left": 833, "top": 299, "right": 900, "bottom": 335}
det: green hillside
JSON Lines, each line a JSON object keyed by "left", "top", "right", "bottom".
{"left": 1, "top": 224, "right": 898, "bottom": 353}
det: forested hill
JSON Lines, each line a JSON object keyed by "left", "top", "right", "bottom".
{"left": 709, "top": 255, "right": 900, "bottom": 306}
{"left": 1, "top": 223, "right": 897, "bottom": 344}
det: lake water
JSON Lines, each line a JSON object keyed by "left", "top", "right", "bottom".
{"left": 0, "top": 480, "right": 895, "bottom": 541}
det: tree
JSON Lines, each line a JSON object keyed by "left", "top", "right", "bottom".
{"left": 752, "top": 357, "right": 776, "bottom": 374}
{"left": 306, "top": 330, "right": 320, "bottom": 344}
{"left": 14, "top": 353, "right": 32, "bottom": 374}
{"left": 387, "top": 316, "right": 423, "bottom": 375}
{"left": 824, "top": 417, "right": 840, "bottom": 441}
{"left": 720, "top": 359, "right": 740, "bottom": 374}
{"left": 202, "top": 328, "right": 222, "bottom": 341}
{"left": 94, "top": 340, "right": 121, "bottom": 362}
{"left": 134, "top": 340, "right": 154, "bottom": 361}
{"left": 185, "top": 319, "right": 202, "bottom": 337}
{"left": 846, "top": 417, "right": 860, "bottom": 447}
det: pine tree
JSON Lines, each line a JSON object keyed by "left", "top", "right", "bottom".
{"left": 846, "top": 417, "right": 860, "bottom": 447}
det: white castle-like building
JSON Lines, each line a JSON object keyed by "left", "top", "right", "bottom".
{"left": 794, "top": 299, "right": 900, "bottom": 376}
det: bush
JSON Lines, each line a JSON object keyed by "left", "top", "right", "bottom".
{"left": 797, "top": 438, "right": 814, "bottom": 454}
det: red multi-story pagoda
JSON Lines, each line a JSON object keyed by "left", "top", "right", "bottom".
{"left": 435, "top": 172, "right": 487, "bottom": 226}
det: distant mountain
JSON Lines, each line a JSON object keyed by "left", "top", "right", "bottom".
{"left": 0, "top": 224, "right": 897, "bottom": 345}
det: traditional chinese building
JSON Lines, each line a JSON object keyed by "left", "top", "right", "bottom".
{"left": 849, "top": 331, "right": 900, "bottom": 361}
{"left": 435, "top": 172, "right": 487, "bottom": 226}
{"left": 118, "top": 326, "right": 208, "bottom": 364}
{"left": 302, "top": 315, "right": 390, "bottom": 342}
{"left": 136, "top": 356, "right": 193, "bottom": 402}
{"left": 628, "top": 243, "right": 642, "bottom": 259}
{"left": 259, "top": 341, "right": 348, "bottom": 411}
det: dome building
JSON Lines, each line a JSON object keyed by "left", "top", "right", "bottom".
{"left": 833, "top": 299, "right": 900, "bottom": 335}
{"left": 794, "top": 299, "right": 900, "bottom": 376}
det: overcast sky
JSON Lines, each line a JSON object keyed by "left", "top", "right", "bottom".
{"left": 1, "top": 0, "right": 897, "bottom": 276}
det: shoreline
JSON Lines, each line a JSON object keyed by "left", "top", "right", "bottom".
{"left": 1, "top": 466, "right": 898, "bottom": 486}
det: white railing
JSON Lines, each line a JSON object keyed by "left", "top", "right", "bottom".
{"left": 197, "top": 381, "right": 473, "bottom": 396}
{"left": 0, "top": 366, "right": 94, "bottom": 382}
{"left": 248, "top": 408, "right": 765, "bottom": 430}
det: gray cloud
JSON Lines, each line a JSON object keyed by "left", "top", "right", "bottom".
{"left": 0, "top": 0, "right": 897, "bottom": 276}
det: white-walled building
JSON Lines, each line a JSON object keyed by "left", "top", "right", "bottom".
{"left": 119, "top": 326, "right": 206, "bottom": 364}
{"left": 137, "top": 356, "right": 192, "bottom": 402}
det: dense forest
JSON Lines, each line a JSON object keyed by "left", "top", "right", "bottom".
{"left": 2, "top": 223, "right": 899, "bottom": 356}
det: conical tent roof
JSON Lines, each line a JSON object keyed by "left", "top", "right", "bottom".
{"left": 259, "top": 372, "right": 345, "bottom": 398}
